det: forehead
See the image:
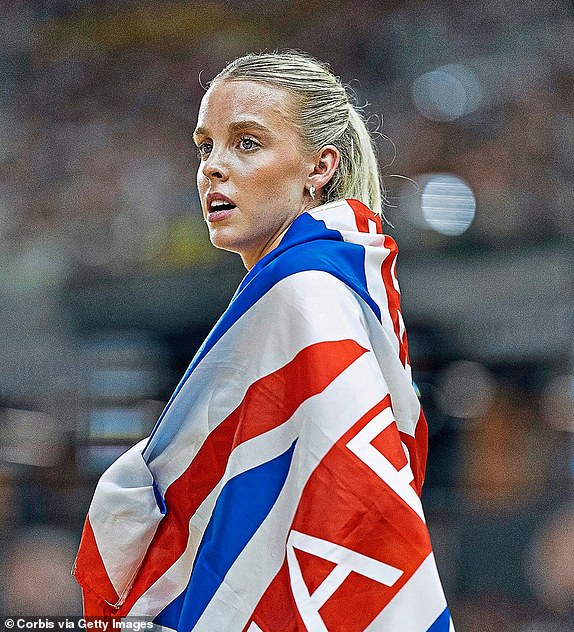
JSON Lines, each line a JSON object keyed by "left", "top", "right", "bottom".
{"left": 195, "top": 80, "right": 299, "bottom": 134}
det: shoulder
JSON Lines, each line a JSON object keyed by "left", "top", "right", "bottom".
{"left": 227, "top": 255, "right": 371, "bottom": 345}
{"left": 243, "top": 237, "right": 367, "bottom": 316}
{"left": 252, "top": 233, "right": 365, "bottom": 295}
{"left": 251, "top": 236, "right": 382, "bottom": 326}
{"left": 269, "top": 268, "right": 363, "bottom": 313}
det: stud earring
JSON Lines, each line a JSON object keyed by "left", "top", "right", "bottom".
{"left": 309, "top": 185, "right": 316, "bottom": 200}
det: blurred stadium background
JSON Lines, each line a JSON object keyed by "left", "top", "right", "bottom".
{"left": 0, "top": 0, "right": 572, "bottom": 629}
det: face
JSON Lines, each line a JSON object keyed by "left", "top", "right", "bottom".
{"left": 194, "top": 80, "right": 315, "bottom": 269}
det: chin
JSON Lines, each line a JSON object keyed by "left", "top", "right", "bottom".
{"left": 208, "top": 229, "right": 241, "bottom": 255}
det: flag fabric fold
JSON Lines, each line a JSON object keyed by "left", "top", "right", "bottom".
{"left": 74, "top": 199, "right": 454, "bottom": 631}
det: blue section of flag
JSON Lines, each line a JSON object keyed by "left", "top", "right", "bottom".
{"left": 154, "top": 590, "right": 185, "bottom": 631}
{"left": 427, "top": 606, "right": 452, "bottom": 631}
{"left": 152, "top": 481, "right": 167, "bottom": 515}
{"left": 146, "top": 212, "right": 377, "bottom": 457}
{"left": 154, "top": 441, "right": 297, "bottom": 631}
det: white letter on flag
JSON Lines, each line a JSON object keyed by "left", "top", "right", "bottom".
{"left": 287, "top": 530, "right": 403, "bottom": 631}
{"left": 346, "top": 407, "right": 424, "bottom": 520}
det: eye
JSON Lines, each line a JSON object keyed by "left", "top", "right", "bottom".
{"left": 238, "top": 136, "right": 259, "bottom": 151}
{"left": 196, "top": 140, "right": 213, "bottom": 158}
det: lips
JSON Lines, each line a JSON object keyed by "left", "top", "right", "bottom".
{"left": 206, "top": 192, "right": 237, "bottom": 222}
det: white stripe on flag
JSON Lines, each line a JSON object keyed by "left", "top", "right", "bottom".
{"left": 88, "top": 438, "right": 164, "bottom": 600}
{"left": 365, "top": 552, "right": 449, "bottom": 631}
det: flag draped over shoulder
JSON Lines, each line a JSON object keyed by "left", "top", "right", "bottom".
{"left": 74, "top": 199, "right": 454, "bottom": 631}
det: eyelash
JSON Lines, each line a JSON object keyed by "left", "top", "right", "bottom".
{"left": 238, "top": 135, "right": 259, "bottom": 151}
{"left": 195, "top": 135, "right": 260, "bottom": 158}
{"left": 196, "top": 141, "right": 212, "bottom": 158}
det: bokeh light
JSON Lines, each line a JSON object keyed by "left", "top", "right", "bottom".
{"left": 421, "top": 174, "right": 477, "bottom": 236}
{"left": 411, "top": 64, "right": 483, "bottom": 122}
{"left": 437, "top": 361, "right": 495, "bottom": 420}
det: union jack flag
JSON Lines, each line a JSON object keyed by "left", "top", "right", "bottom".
{"left": 74, "top": 199, "right": 454, "bottom": 631}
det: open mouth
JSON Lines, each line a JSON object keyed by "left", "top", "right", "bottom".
{"left": 206, "top": 197, "right": 237, "bottom": 222}
{"left": 209, "top": 200, "right": 236, "bottom": 212}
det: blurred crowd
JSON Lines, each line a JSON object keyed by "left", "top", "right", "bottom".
{"left": 0, "top": 0, "right": 572, "bottom": 629}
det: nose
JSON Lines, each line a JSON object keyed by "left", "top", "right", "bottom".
{"left": 201, "top": 147, "right": 229, "bottom": 181}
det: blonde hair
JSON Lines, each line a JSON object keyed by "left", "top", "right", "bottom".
{"left": 210, "top": 51, "right": 384, "bottom": 215}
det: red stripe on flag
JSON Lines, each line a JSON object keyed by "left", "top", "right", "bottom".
{"left": 74, "top": 517, "right": 119, "bottom": 610}
{"left": 347, "top": 198, "right": 383, "bottom": 234}
{"left": 399, "top": 406, "right": 429, "bottom": 496}
{"left": 381, "top": 236, "right": 410, "bottom": 367}
{"left": 246, "top": 396, "right": 432, "bottom": 631}
{"left": 242, "top": 558, "right": 303, "bottom": 632}
{"left": 112, "top": 339, "right": 368, "bottom": 614}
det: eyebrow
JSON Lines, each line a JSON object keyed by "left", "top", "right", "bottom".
{"left": 229, "top": 120, "right": 271, "bottom": 134}
{"left": 193, "top": 120, "right": 272, "bottom": 141}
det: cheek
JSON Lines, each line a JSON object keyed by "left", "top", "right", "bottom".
{"left": 197, "top": 172, "right": 209, "bottom": 204}
{"left": 243, "top": 156, "right": 304, "bottom": 198}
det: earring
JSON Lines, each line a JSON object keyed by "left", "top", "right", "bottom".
{"left": 309, "top": 185, "right": 316, "bottom": 200}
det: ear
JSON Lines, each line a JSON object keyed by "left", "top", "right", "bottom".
{"left": 307, "top": 145, "right": 341, "bottom": 194}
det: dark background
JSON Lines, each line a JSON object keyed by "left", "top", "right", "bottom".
{"left": 0, "top": 1, "right": 572, "bottom": 629}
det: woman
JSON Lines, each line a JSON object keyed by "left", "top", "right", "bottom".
{"left": 75, "top": 51, "right": 454, "bottom": 631}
